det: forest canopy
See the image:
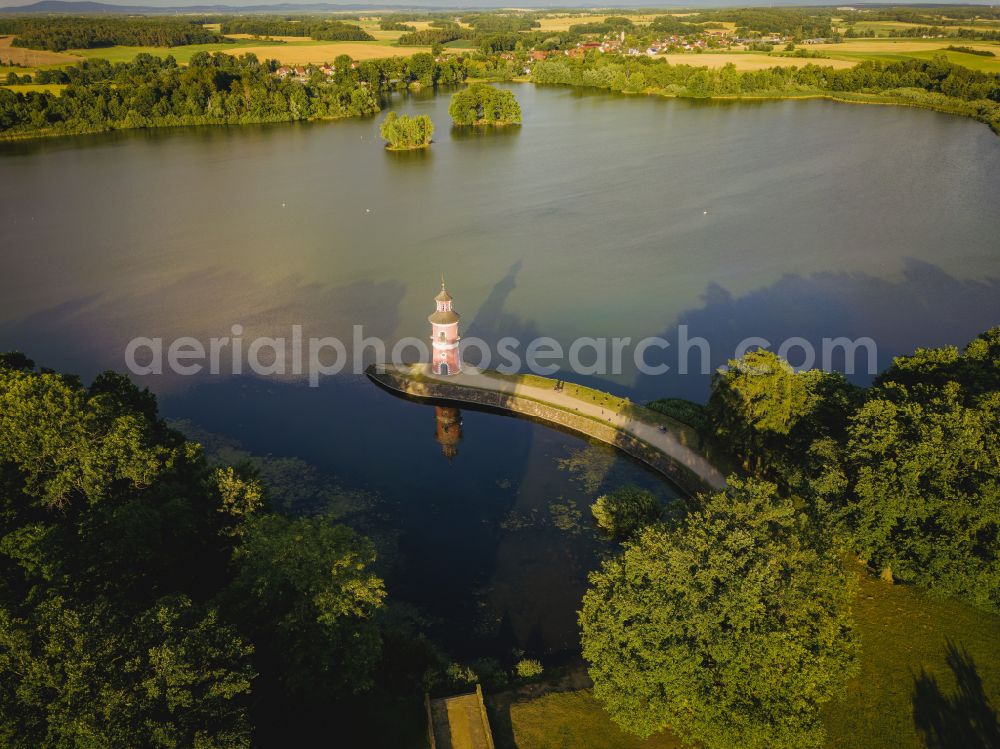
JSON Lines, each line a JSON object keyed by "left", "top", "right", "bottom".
{"left": 0, "top": 51, "right": 470, "bottom": 140}
{"left": 0, "top": 16, "right": 226, "bottom": 51}
{"left": 218, "top": 19, "right": 374, "bottom": 42}
{"left": 0, "top": 354, "right": 387, "bottom": 745}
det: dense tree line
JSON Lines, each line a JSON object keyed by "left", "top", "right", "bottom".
{"left": 580, "top": 477, "right": 858, "bottom": 749}
{"left": 648, "top": 15, "right": 703, "bottom": 36}
{"left": 478, "top": 32, "right": 521, "bottom": 54}
{"left": 397, "top": 27, "right": 464, "bottom": 47}
{"left": 218, "top": 19, "right": 374, "bottom": 42}
{"left": 841, "top": 6, "right": 1000, "bottom": 26}
{"left": 580, "top": 327, "right": 999, "bottom": 747}
{"left": 531, "top": 55, "right": 1000, "bottom": 133}
{"left": 703, "top": 327, "right": 1000, "bottom": 612}
{"left": 461, "top": 12, "right": 540, "bottom": 34}
{"left": 947, "top": 45, "right": 996, "bottom": 57}
{"left": 0, "top": 354, "right": 388, "bottom": 745}
{"left": 379, "top": 20, "right": 416, "bottom": 32}
{"left": 956, "top": 28, "right": 1000, "bottom": 42}
{"left": 0, "top": 16, "right": 225, "bottom": 51}
{"left": 683, "top": 8, "right": 834, "bottom": 39}
{"left": 0, "top": 52, "right": 378, "bottom": 138}
{"left": 0, "top": 51, "right": 469, "bottom": 139}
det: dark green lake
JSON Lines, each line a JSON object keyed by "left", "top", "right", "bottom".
{"left": 2, "top": 84, "right": 999, "bottom": 655}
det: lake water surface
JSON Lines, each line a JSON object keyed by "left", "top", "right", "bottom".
{"left": 2, "top": 84, "right": 999, "bottom": 655}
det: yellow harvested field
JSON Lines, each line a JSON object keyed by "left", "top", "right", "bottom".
{"left": 812, "top": 38, "right": 1000, "bottom": 54}
{"left": 2, "top": 82, "right": 67, "bottom": 94}
{"left": 405, "top": 21, "right": 439, "bottom": 32}
{"left": 660, "top": 53, "right": 857, "bottom": 71}
{"left": 534, "top": 16, "right": 582, "bottom": 32}
{"left": 224, "top": 34, "right": 321, "bottom": 43}
{"left": 534, "top": 14, "right": 659, "bottom": 32}
{"left": 219, "top": 42, "right": 429, "bottom": 64}
{"left": 364, "top": 29, "right": 405, "bottom": 42}
{"left": 0, "top": 35, "right": 80, "bottom": 67}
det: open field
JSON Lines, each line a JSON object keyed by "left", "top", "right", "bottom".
{"left": 0, "top": 35, "right": 78, "bottom": 67}
{"left": 659, "top": 52, "right": 856, "bottom": 71}
{"left": 836, "top": 20, "right": 1000, "bottom": 37}
{"left": 223, "top": 34, "right": 333, "bottom": 43}
{"left": 67, "top": 40, "right": 279, "bottom": 64}
{"left": 812, "top": 38, "right": 1000, "bottom": 72}
{"left": 534, "top": 14, "right": 660, "bottom": 33}
{"left": 221, "top": 41, "right": 429, "bottom": 63}
{"left": 359, "top": 28, "right": 406, "bottom": 42}
{"left": 831, "top": 48, "right": 1000, "bottom": 73}
{"left": 502, "top": 690, "right": 684, "bottom": 749}
{"left": 64, "top": 39, "right": 428, "bottom": 66}
{"left": 813, "top": 38, "right": 1000, "bottom": 55}
{"left": 0, "top": 83, "right": 66, "bottom": 94}
{"left": 497, "top": 567, "right": 1000, "bottom": 749}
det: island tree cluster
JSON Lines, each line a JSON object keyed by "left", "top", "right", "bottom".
{"left": 449, "top": 83, "right": 522, "bottom": 126}
{"left": 379, "top": 111, "right": 434, "bottom": 149}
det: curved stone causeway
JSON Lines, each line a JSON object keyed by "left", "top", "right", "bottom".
{"left": 366, "top": 363, "right": 727, "bottom": 497}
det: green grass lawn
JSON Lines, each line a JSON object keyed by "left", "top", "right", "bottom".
{"left": 501, "top": 690, "right": 685, "bottom": 749}
{"left": 1, "top": 62, "right": 67, "bottom": 78}
{"left": 822, "top": 566, "right": 1000, "bottom": 748}
{"left": 497, "top": 567, "right": 1000, "bottom": 749}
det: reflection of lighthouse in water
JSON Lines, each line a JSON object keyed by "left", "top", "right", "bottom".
{"left": 435, "top": 406, "right": 462, "bottom": 461}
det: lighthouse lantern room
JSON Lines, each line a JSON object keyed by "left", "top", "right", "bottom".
{"left": 428, "top": 278, "right": 461, "bottom": 376}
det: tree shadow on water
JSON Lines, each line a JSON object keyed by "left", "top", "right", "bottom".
{"left": 912, "top": 639, "right": 1000, "bottom": 749}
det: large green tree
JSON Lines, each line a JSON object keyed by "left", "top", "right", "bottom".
{"left": 580, "top": 478, "right": 858, "bottom": 749}
{"left": 706, "top": 349, "right": 859, "bottom": 486}
{"left": 0, "top": 356, "right": 389, "bottom": 744}
{"left": 228, "top": 514, "right": 386, "bottom": 698}
{"left": 813, "top": 333, "right": 1000, "bottom": 610}
{"left": 0, "top": 596, "right": 254, "bottom": 748}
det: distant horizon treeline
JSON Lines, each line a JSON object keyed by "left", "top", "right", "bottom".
{"left": 0, "top": 16, "right": 226, "bottom": 50}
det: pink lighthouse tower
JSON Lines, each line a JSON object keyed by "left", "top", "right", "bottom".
{"left": 429, "top": 277, "right": 461, "bottom": 376}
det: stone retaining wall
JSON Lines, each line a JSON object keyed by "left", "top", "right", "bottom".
{"left": 368, "top": 367, "right": 712, "bottom": 496}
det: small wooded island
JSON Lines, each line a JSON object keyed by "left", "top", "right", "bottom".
{"left": 379, "top": 112, "right": 434, "bottom": 150}
{"left": 449, "top": 83, "right": 522, "bottom": 126}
